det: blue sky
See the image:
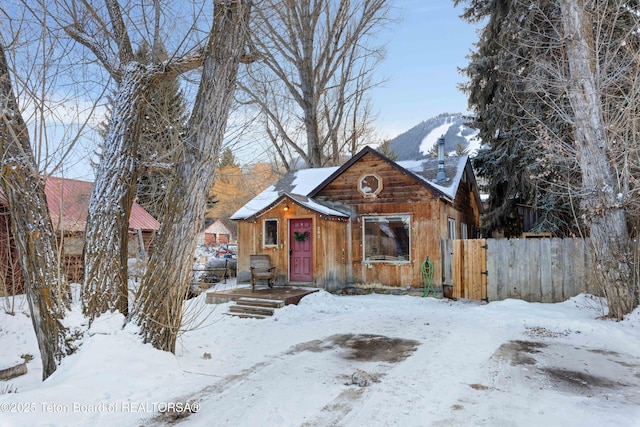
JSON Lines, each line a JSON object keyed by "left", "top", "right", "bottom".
{"left": 371, "top": 1, "right": 480, "bottom": 139}
{"left": 58, "top": 1, "right": 481, "bottom": 178}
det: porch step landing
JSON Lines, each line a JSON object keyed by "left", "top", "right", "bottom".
{"left": 224, "top": 297, "right": 285, "bottom": 319}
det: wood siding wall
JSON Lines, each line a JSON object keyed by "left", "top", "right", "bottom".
{"left": 314, "top": 152, "right": 475, "bottom": 289}
{"left": 0, "top": 226, "right": 156, "bottom": 293}
{"left": 236, "top": 152, "right": 481, "bottom": 291}
{"left": 235, "top": 199, "right": 348, "bottom": 290}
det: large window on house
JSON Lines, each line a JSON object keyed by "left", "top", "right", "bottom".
{"left": 363, "top": 215, "right": 411, "bottom": 262}
{"left": 263, "top": 219, "right": 278, "bottom": 247}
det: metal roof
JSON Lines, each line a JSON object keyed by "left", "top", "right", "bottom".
{"left": 43, "top": 177, "right": 160, "bottom": 232}
{"left": 232, "top": 147, "right": 481, "bottom": 220}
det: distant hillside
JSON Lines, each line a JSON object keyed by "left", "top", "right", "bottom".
{"left": 385, "top": 113, "right": 481, "bottom": 161}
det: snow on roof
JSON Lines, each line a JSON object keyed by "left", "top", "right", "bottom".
{"left": 203, "top": 218, "right": 236, "bottom": 235}
{"left": 397, "top": 155, "right": 469, "bottom": 200}
{"left": 230, "top": 166, "right": 341, "bottom": 220}
{"left": 288, "top": 193, "right": 349, "bottom": 217}
{"left": 232, "top": 154, "right": 473, "bottom": 220}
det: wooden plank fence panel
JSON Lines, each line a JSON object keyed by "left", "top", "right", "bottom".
{"left": 486, "top": 239, "right": 500, "bottom": 301}
{"left": 492, "top": 239, "right": 513, "bottom": 300}
{"left": 527, "top": 239, "right": 541, "bottom": 302}
{"left": 460, "top": 237, "right": 606, "bottom": 303}
{"left": 441, "top": 239, "right": 453, "bottom": 285}
{"left": 539, "top": 239, "right": 553, "bottom": 303}
{"left": 452, "top": 239, "right": 486, "bottom": 300}
{"left": 561, "top": 238, "right": 575, "bottom": 299}
{"left": 583, "top": 241, "right": 598, "bottom": 295}
{"left": 550, "top": 239, "right": 564, "bottom": 302}
{"left": 480, "top": 239, "right": 487, "bottom": 300}
{"left": 503, "top": 239, "right": 514, "bottom": 299}
{"left": 452, "top": 240, "right": 463, "bottom": 298}
{"left": 573, "top": 239, "right": 587, "bottom": 295}
{"left": 468, "top": 240, "right": 485, "bottom": 300}
{"left": 513, "top": 239, "right": 526, "bottom": 299}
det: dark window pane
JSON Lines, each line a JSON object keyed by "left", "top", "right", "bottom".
{"left": 264, "top": 219, "right": 278, "bottom": 246}
{"left": 363, "top": 216, "right": 410, "bottom": 262}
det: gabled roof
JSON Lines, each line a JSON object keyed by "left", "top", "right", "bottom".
{"left": 204, "top": 218, "right": 237, "bottom": 235}
{"left": 3, "top": 176, "right": 161, "bottom": 233}
{"left": 231, "top": 146, "right": 481, "bottom": 220}
{"left": 45, "top": 177, "right": 160, "bottom": 232}
{"left": 230, "top": 166, "right": 344, "bottom": 220}
{"left": 308, "top": 146, "right": 466, "bottom": 200}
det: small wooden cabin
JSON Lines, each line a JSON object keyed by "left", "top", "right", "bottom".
{"left": 0, "top": 176, "right": 160, "bottom": 294}
{"left": 231, "top": 147, "right": 482, "bottom": 292}
{"left": 203, "top": 219, "right": 237, "bottom": 247}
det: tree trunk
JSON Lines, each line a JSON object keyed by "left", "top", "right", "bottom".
{"left": 244, "top": 0, "right": 389, "bottom": 169}
{"left": 559, "top": 0, "right": 637, "bottom": 317}
{"left": 68, "top": 1, "right": 205, "bottom": 324}
{"left": 0, "top": 43, "right": 72, "bottom": 380}
{"left": 82, "top": 65, "right": 151, "bottom": 322}
{"left": 134, "top": 0, "right": 251, "bottom": 353}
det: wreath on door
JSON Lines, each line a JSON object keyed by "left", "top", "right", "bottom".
{"left": 293, "top": 231, "right": 309, "bottom": 242}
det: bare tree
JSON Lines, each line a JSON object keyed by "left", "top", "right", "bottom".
{"left": 457, "top": 0, "right": 639, "bottom": 316}
{"left": 134, "top": 0, "right": 252, "bottom": 353}
{"left": 63, "top": 0, "right": 204, "bottom": 321}
{"left": 0, "top": 40, "right": 73, "bottom": 380}
{"left": 558, "top": 0, "right": 637, "bottom": 317}
{"left": 240, "top": 0, "right": 390, "bottom": 169}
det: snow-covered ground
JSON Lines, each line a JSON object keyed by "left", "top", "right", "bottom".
{"left": 1, "top": 280, "right": 639, "bottom": 427}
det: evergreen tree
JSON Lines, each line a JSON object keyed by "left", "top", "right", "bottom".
{"left": 377, "top": 139, "right": 397, "bottom": 161}
{"left": 134, "top": 42, "right": 189, "bottom": 220}
{"left": 456, "top": 0, "right": 580, "bottom": 237}
{"left": 218, "top": 147, "right": 239, "bottom": 168}
{"left": 456, "top": 0, "right": 640, "bottom": 316}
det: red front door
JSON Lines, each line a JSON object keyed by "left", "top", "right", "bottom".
{"left": 289, "top": 218, "right": 313, "bottom": 282}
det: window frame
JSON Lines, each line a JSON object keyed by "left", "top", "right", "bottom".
{"left": 362, "top": 214, "right": 411, "bottom": 264}
{"left": 358, "top": 173, "right": 383, "bottom": 198}
{"left": 263, "top": 218, "right": 278, "bottom": 247}
{"left": 448, "top": 217, "right": 456, "bottom": 240}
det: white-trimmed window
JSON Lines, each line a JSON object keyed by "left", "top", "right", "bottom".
{"left": 263, "top": 219, "right": 278, "bottom": 247}
{"left": 359, "top": 173, "right": 383, "bottom": 198}
{"left": 448, "top": 218, "right": 456, "bottom": 240}
{"left": 363, "top": 215, "right": 411, "bottom": 262}
{"left": 461, "top": 222, "right": 468, "bottom": 240}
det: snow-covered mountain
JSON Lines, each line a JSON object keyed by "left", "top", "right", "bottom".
{"left": 385, "top": 113, "right": 481, "bottom": 160}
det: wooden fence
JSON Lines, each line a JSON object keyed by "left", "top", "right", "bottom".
{"left": 442, "top": 238, "right": 607, "bottom": 303}
{"left": 452, "top": 239, "right": 487, "bottom": 301}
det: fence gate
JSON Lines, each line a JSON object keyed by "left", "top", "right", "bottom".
{"left": 452, "top": 239, "right": 487, "bottom": 300}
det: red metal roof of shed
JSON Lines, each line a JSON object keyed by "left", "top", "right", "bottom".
{"left": 44, "top": 177, "right": 160, "bottom": 232}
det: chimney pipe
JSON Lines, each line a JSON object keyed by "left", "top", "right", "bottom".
{"left": 436, "top": 135, "right": 446, "bottom": 182}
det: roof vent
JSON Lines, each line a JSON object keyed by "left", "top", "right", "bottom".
{"left": 436, "top": 135, "right": 447, "bottom": 182}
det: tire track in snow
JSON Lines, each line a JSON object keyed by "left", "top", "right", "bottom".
{"left": 143, "top": 334, "right": 420, "bottom": 426}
